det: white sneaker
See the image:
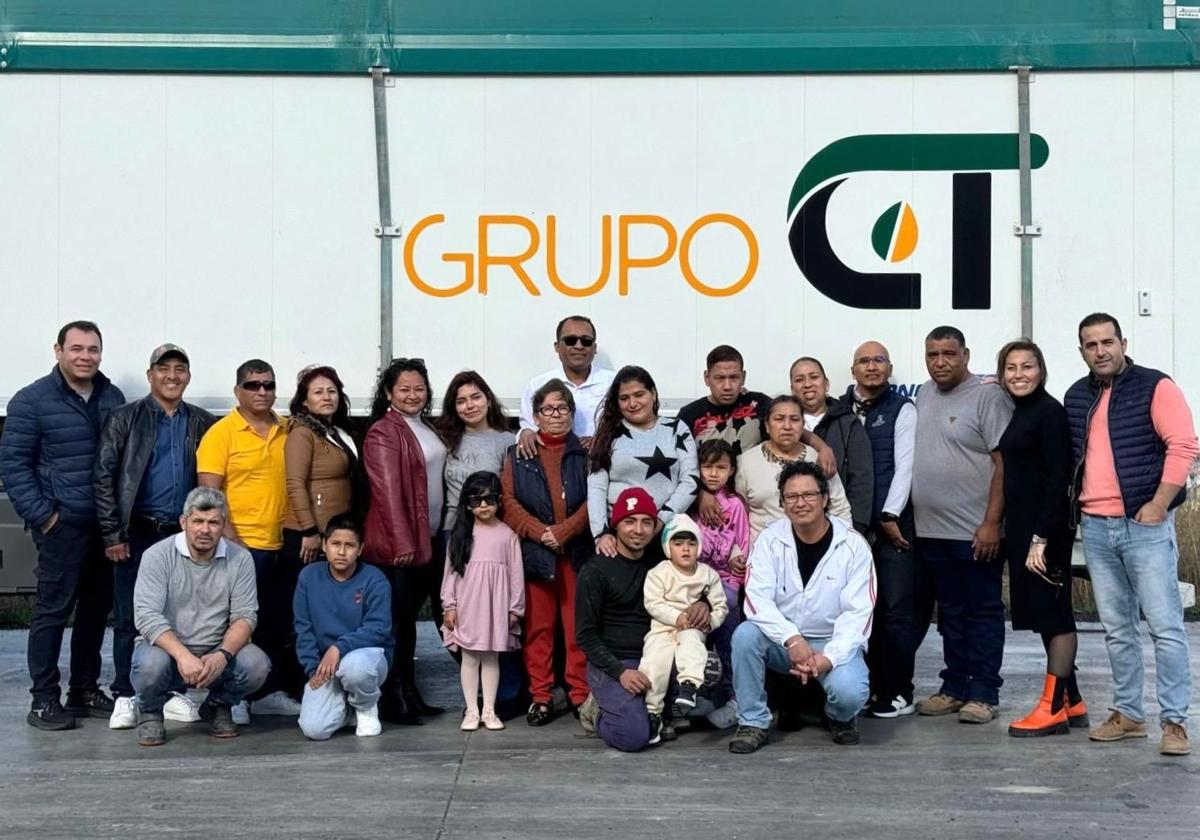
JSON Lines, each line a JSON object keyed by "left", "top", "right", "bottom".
{"left": 354, "top": 704, "right": 382, "bottom": 737}
{"left": 251, "top": 691, "right": 302, "bottom": 716}
{"left": 706, "top": 699, "right": 739, "bottom": 730}
{"left": 231, "top": 701, "right": 250, "bottom": 726}
{"left": 866, "top": 695, "right": 917, "bottom": 719}
{"left": 109, "top": 696, "right": 138, "bottom": 730}
{"left": 163, "top": 692, "right": 202, "bottom": 722}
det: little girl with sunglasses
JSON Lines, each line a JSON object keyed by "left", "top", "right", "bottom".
{"left": 441, "top": 471, "right": 525, "bottom": 731}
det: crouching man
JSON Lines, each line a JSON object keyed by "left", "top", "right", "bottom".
{"left": 729, "top": 461, "right": 874, "bottom": 754}
{"left": 132, "top": 487, "right": 269, "bottom": 746}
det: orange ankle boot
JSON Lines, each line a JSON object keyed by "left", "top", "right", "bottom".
{"left": 1008, "top": 674, "right": 1070, "bottom": 738}
{"left": 1065, "top": 693, "right": 1089, "bottom": 728}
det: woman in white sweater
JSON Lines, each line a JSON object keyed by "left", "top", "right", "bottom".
{"left": 737, "top": 395, "right": 852, "bottom": 547}
{"left": 587, "top": 366, "right": 699, "bottom": 558}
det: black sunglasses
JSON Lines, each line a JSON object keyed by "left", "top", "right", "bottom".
{"left": 558, "top": 335, "right": 594, "bottom": 348}
{"left": 391, "top": 357, "right": 427, "bottom": 369}
{"left": 465, "top": 494, "right": 500, "bottom": 509}
{"left": 240, "top": 380, "right": 277, "bottom": 392}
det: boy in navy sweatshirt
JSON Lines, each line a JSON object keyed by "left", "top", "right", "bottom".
{"left": 293, "top": 515, "right": 393, "bottom": 739}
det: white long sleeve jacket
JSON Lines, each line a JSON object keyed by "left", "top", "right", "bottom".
{"left": 742, "top": 515, "right": 876, "bottom": 668}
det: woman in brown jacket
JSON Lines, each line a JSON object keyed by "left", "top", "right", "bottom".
{"left": 363, "top": 358, "right": 448, "bottom": 725}
{"left": 278, "top": 365, "right": 361, "bottom": 700}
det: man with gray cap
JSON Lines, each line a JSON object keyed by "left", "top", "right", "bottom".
{"left": 94, "top": 343, "right": 215, "bottom": 729}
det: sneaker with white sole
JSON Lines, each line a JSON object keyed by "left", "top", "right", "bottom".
{"left": 864, "top": 695, "right": 917, "bottom": 719}
{"left": 163, "top": 692, "right": 202, "bottom": 723}
{"left": 354, "top": 704, "right": 382, "bottom": 737}
{"left": 251, "top": 691, "right": 302, "bottom": 716}
{"left": 109, "top": 696, "right": 138, "bottom": 730}
{"left": 231, "top": 701, "right": 250, "bottom": 726}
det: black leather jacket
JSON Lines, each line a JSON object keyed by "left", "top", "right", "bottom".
{"left": 93, "top": 397, "right": 216, "bottom": 546}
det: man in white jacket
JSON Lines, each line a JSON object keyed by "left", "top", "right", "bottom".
{"left": 729, "top": 460, "right": 875, "bottom": 753}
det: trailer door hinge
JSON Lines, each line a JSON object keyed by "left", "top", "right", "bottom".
{"left": 374, "top": 224, "right": 403, "bottom": 238}
{"left": 1012, "top": 224, "right": 1042, "bottom": 237}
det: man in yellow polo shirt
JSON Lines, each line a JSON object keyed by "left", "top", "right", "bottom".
{"left": 197, "top": 359, "right": 299, "bottom": 718}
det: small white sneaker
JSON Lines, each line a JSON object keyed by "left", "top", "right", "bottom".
{"left": 251, "top": 691, "right": 302, "bottom": 716}
{"left": 109, "top": 696, "right": 138, "bottom": 730}
{"left": 231, "top": 700, "right": 250, "bottom": 726}
{"left": 354, "top": 704, "right": 382, "bottom": 737}
{"left": 163, "top": 692, "right": 202, "bottom": 722}
{"left": 706, "top": 699, "right": 739, "bottom": 730}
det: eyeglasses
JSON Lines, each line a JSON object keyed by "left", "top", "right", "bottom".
{"left": 240, "top": 380, "right": 277, "bottom": 392}
{"left": 854, "top": 355, "right": 890, "bottom": 366}
{"left": 466, "top": 494, "right": 500, "bottom": 509}
{"left": 558, "top": 335, "right": 594, "bottom": 348}
{"left": 537, "top": 405, "right": 572, "bottom": 417}
{"left": 782, "top": 491, "right": 825, "bottom": 505}
{"left": 1032, "top": 567, "right": 1064, "bottom": 589}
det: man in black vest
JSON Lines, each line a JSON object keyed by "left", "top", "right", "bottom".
{"left": 1066, "top": 312, "right": 1196, "bottom": 757}
{"left": 841, "top": 340, "right": 925, "bottom": 718}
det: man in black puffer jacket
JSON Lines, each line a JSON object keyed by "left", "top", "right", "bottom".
{"left": 0, "top": 321, "right": 125, "bottom": 731}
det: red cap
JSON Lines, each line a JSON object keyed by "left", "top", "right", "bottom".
{"left": 611, "top": 487, "right": 658, "bottom": 526}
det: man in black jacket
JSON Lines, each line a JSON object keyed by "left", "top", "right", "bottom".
{"left": 94, "top": 344, "right": 215, "bottom": 729}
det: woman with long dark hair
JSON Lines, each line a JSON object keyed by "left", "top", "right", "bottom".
{"left": 278, "top": 365, "right": 361, "bottom": 701}
{"left": 437, "top": 371, "right": 512, "bottom": 537}
{"left": 996, "top": 339, "right": 1087, "bottom": 737}
{"left": 362, "top": 358, "right": 448, "bottom": 724}
{"left": 587, "top": 366, "right": 698, "bottom": 558}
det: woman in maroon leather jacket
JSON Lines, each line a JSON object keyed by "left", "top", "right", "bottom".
{"left": 363, "top": 358, "right": 448, "bottom": 725}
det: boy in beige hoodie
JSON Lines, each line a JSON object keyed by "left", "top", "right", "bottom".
{"left": 638, "top": 514, "right": 728, "bottom": 743}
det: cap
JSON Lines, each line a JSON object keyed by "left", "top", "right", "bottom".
{"left": 611, "top": 487, "right": 658, "bottom": 526}
{"left": 149, "top": 343, "right": 189, "bottom": 367}
{"left": 661, "top": 513, "right": 703, "bottom": 554}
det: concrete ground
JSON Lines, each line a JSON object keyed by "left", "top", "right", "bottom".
{"left": 0, "top": 624, "right": 1196, "bottom": 840}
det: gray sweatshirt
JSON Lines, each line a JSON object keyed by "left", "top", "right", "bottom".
{"left": 134, "top": 533, "right": 258, "bottom": 655}
{"left": 587, "top": 417, "right": 699, "bottom": 537}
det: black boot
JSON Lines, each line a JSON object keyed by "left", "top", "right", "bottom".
{"left": 403, "top": 682, "right": 445, "bottom": 717}
{"left": 380, "top": 690, "right": 422, "bottom": 726}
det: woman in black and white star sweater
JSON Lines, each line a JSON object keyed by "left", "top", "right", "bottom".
{"left": 587, "top": 366, "right": 699, "bottom": 555}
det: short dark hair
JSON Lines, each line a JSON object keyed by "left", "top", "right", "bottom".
{"left": 236, "top": 359, "right": 274, "bottom": 385}
{"left": 323, "top": 513, "right": 363, "bottom": 542}
{"left": 1077, "top": 312, "right": 1123, "bottom": 343}
{"left": 789, "top": 356, "right": 827, "bottom": 379}
{"left": 533, "top": 377, "right": 576, "bottom": 415}
{"left": 777, "top": 459, "right": 830, "bottom": 497}
{"left": 926, "top": 325, "right": 966, "bottom": 347}
{"left": 556, "top": 316, "right": 596, "bottom": 342}
{"left": 705, "top": 345, "right": 744, "bottom": 370}
{"left": 56, "top": 320, "right": 102, "bottom": 348}
{"left": 996, "top": 339, "right": 1049, "bottom": 389}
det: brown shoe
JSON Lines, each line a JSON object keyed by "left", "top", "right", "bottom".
{"left": 1088, "top": 710, "right": 1147, "bottom": 742}
{"left": 916, "top": 693, "right": 964, "bottom": 716}
{"left": 1160, "top": 722, "right": 1190, "bottom": 756}
{"left": 958, "top": 701, "right": 998, "bottom": 724}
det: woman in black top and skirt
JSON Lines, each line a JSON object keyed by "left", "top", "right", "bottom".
{"left": 997, "top": 340, "right": 1088, "bottom": 737}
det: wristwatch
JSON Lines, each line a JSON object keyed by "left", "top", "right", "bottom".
{"left": 1030, "top": 535, "right": 1048, "bottom": 546}
{"left": 217, "top": 648, "right": 235, "bottom": 665}
{"left": 879, "top": 512, "right": 900, "bottom": 524}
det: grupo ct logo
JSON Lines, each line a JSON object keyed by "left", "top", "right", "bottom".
{"left": 787, "top": 133, "right": 1049, "bottom": 310}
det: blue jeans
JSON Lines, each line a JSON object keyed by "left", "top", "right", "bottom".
{"left": 1080, "top": 513, "right": 1192, "bottom": 725}
{"left": 298, "top": 647, "right": 389, "bottom": 740}
{"left": 917, "top": 538, "right": 1005, "bottom": 705}
{"left": 732, "top": 622, "right": 869, "bottom": 729}
{"left": 587, "top": 659, "right": 650, "bottom": 752}
{"left": 707, "top": 581, "right": 741, "bottom": 707}
{"left": 132, "top": 641, "right": 270, "bottom": 714}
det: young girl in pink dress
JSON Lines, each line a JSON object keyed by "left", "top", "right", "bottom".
{"left": 441, "top": 471, "right": 525, "bottom": 731}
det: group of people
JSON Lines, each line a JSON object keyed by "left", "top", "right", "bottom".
{"left": 0, "top": 312, "right": 1193, "bottom": 757}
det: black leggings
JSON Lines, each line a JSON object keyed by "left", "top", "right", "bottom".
{"left": 382, "top": 544, "right": 445, "bottom": 690}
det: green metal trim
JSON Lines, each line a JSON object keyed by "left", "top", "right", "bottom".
{"left": 2, "top": 1, "right": 1198, "bottom": 74}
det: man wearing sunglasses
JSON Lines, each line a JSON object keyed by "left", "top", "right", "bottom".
{"left": 517, "top": 316, "right": 614, "bottom": 458}
{"left": 197, "top": 359, "right": 298, "bottom": 720}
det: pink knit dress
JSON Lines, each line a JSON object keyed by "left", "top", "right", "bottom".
{"left": 440, "top": 521, "right": 526, "bottom": 653}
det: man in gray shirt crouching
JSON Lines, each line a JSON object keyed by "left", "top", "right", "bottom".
{"left": 132, "top": 487, "right": 269, "bottom": 746}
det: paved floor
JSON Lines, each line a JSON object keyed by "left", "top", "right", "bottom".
{"left": 0, "top": 624, "right": 1196, "bottom": 840}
